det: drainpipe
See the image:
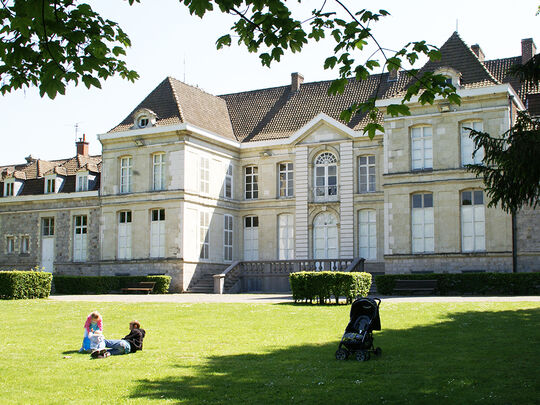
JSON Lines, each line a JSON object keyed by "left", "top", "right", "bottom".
{"left": 509, "top": 95, "right": 517, "bottom": 273}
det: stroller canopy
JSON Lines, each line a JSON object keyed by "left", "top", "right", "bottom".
{"left": 349, "top": 298, "right": 381, "bottom": 331}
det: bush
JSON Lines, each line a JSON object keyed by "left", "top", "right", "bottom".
{"left": 53, "top": 275, "right": 171, "bottom": 294}
{"left": 289, "top": 271, "right": 372, "bottom": 304}
{"left": 375, "top": 272, "right": 540, "bottom": 296}
{"left": 0, "top": 270, "right": 52, "bottom": 299}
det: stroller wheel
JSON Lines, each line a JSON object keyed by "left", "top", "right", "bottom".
{"left": 374, "top": 347, "right": 382, "bottom": 357}
{"left": 335, "top": 348, "right": 349, "bottom": 360}
{"left": 356, "top": 351, "right": 370, "bottom": 362}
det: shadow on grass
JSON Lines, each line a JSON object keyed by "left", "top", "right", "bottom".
{"left": 131, "top": 308, "right": 540, "bottom": 404}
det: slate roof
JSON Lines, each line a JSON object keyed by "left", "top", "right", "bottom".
{"left": 111, "top": 32, "right": 536, "bottom": 143}
{"left": 109, "top": 77, "right": 236, "bottom": 140}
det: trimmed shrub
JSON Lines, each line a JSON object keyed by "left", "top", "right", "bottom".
{"left": 290, "top": 271, "right": 372, "bottom": 304}
{"left": 0, "top": 270, "right": 53, "bottom": 299}
{"left": 375, "top": 272, "right": 540, "bottom": 296}
{"left": 53, "top": 275, "right": 171, "bottom": 294}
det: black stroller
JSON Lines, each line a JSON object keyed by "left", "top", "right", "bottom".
{"left": 335, "top": 297, "right": 382, "bottom": 361}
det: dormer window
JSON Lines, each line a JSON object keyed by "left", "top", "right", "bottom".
{"left": 138, "top": 117, "right": 149, "bottom": 128}
{"left": 435, "top": 67, "right": 462, "bottom": 88}
{"left": 133, "top": 108, "right": 157, "bottom": 129}
{"left": 45, "top": 175, "right": 57, "bottom": 194}
{"left": 76, "top": 171, "right": 89, "bottom": 192}
{"left": 4, "top": 179, "right": 14, "bottom": 196}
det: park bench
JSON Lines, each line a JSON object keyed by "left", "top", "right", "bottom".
{"left": 393, "top": 279, "right": 438, "bottom": 295}
{"left": 121, "top": 282, "right": 155, "bottom": 294}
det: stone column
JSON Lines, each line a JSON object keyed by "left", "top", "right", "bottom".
{"left": 295, "top": 146, "right": 309, "bottom": 259}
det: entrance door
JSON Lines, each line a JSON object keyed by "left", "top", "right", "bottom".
{"left": 244, "top": 216, "right": 259, "bottom": 261}
{"left": 313, "top": 212, "right": 338, "bottom": 260}
{"left": 41, "top": 217, "right": 55, "bottom": 273}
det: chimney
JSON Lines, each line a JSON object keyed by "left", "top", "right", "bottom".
{"left": 388, "top": 67, "right": 400, "bottom": 82}
{"left": 76, "top": 134, "right": 89, "bottom": 156}
{"left": 291, "top": 72, "right": 304, "bottom": 92}
{"left": 471, "top": 44, "right": 485, "bottom": 62}
{"left": 521, "top": 38, "right": 537, "bottom": 64}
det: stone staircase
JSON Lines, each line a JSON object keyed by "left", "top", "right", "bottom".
{"left": 186, "top": 273, "right": 215, "bottom": 293}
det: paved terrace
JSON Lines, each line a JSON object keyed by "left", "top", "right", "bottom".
{"left": 49, "top": 294, "right": 540, "bottom": 304}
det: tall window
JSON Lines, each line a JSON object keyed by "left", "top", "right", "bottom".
{"left": 461, "top": 190, "right": 485, "bottom": 252}
{"left": 45, "top": 177, "right": 56, "bottom": 194}
{"left": 73, "top": 215, "right": 88, "bottom": 262}
{"left": 224, "top": 163, "right": 233, "bottom": 199}
{"left": 42, "top": 218, "right": 55, "bottom": 236}
{"left": 411, "top": 193, "right": 434, "bottom": 253}
{"left": 4, "top": 180, "right": 14, "bottom": 196}
{"left": 460, "top": 121, "right": 484, "bottom": 166}
{"left": 224, "top": 214, "right": 233, "bottom": 261}
{"left": 199, "top": 156, "right": 210, "bottom": 194}
{"left": 6, "top": 236, "right": 15, "bottom": 253}
{"left": 20, "top": 236, "right": 29, "bottom": 253}
{"left": 411, "top": 126, "right": 433, "bottom": 170}
{"left": 120, "top": 157, "right": 132, "bottom": 193}
{"left": 244, "top": 216, "right": 259, "bottom": 260}
{"left": 245, "top": 166, "right": 258, "bottom": 200}
{"left": 358, "top": 155, "right": 376, "bottom": 193}
{"left": 150, "top": 209, "right": 165, "bottom": 258}
{"left": 153, "top": 153, "right": 165, "bottom": 191}
{"left": 199, "top": 211, "right": 210, "bottom": 259}
{"left": 315, "top": 152, "right": 337, "bottom": 198}
{"left": 358, "top": 209, "right": 377, "bottom": 260}
{"left": 278, "top": 214, "right": 294, "bottom": 259}
{"left": 118, "top": 211, "right": 132, "bottom": 259}
{"left": 278, "top": 163, "right": 294, "bottom": 197}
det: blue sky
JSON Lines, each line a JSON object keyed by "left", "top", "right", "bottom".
{"left": 0, "top": 0, "right": 538, "bottom": 164}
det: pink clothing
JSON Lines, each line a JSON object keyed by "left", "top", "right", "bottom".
{"left": 84, "top": 314, "right": 103, "bottom": 333}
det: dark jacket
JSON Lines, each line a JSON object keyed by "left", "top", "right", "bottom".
{"left": 123, "top": 328, "right": 146, "bottom": 352}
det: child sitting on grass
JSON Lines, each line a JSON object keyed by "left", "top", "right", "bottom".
{"left": 80, "top": 311, "right": 105, "bottom": 353}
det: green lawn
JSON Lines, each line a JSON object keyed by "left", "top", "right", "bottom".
{"left": 1, "top": 300, "right": 539, "bottom": 404}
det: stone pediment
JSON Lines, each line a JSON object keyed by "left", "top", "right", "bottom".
{"left": 291, "top": 113, "right": 357, "bottom": 145}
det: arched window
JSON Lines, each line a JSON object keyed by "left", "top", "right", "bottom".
{"left": 314, "top": 152, "right": 337, "bottom": 199}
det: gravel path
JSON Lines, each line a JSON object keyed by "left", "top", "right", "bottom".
{"left": 48, "top": 294, "right": 540, "bottom": 304}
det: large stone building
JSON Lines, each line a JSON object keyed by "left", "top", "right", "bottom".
{"left": 1, "top": 33, "right": 539, "bottom": 292}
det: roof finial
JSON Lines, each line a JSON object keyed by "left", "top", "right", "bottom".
{"left": 456, "top": 19, "right": 458, "bottom": 33}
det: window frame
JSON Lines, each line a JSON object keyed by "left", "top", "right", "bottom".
{"left": 42, "top": 217, "right": 55, "bottom": 236}
{"left": 45, "top": 176, "right": 56, "bottom": 194}
{"left": 120, "top": 156, "right": 132, "bottom": 194}
{"left": 244, "top": 166, "right": 259, "bottom": 200}
{"left": 117, "top": 211, "right": 133, "bottom": 260}
{"left": 278, "top": 162, "right": 294, "bottom": 198}
{"left": 199, "top": 211, "right": 210, "bottom": 260}
{"left": 73, "top": 215, "right": 88, "bottom": 262}
{"left": 314, "top": 152, "right": 338, "bottom": 199}
{"left": 411, "top": 126, "right": 433, "bottom": 171}
{"left": 199, "top": 156, "right": 210, "bottom": 195}
{"left": 411, "top": 193, "right": 434, "bottom": 254}
{"left": 6, "top": 236, "right": 15, "bottom": 253}
{"left": 223, "top": 163, "right": 233, "bottom": 199}
{"left": 460, "top": 121, "right": 484, "bottom": 166}
{"left": 20, "top": 235, "right": 30, "bottom": 254}
{"left": 152, "top": 153, "right": 166, "bottom": 191}
{"left": 4, "top": 179, "right": 14, "bottom": 196}
{"left": 150, "top": 209, "right": 166, "bottom": 258}
{"left": 358, "top": 209, "right": 377, "bottom": 260}
{"left": 358, "top": 155, "right": 376, "bottom": 193}
{"left": 461, "top": 190, "right": 486, "bottom": 252}
{"left": 277, "top": 213, "right": 295, "bottom": 260}
{"left": 76, "top": 171, "right": 89, "bottom": 192}
{"left": 223, "top": 214, "right": 233, "bottom": 262}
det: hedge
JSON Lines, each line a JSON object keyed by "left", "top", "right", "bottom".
{"left": 53, "top": 275, "right": 171, "bottom": 294}
{"left": 0, "top": 270, "right": 53, "bottom": 299}
{"left": 289, "top": 271, "right": 372, "bottom": 304}
{"left": 375, "top": 272, "right": 540, "bottom": 296}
